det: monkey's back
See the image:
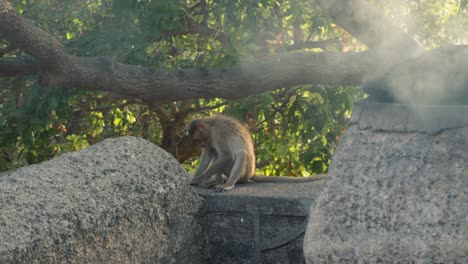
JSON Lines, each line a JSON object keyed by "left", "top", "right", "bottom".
{"left": 204, "top": 115, "right": 253, "bottom": 142}
{"left": 204, "top": 115, "right": 255, "bottom": 157}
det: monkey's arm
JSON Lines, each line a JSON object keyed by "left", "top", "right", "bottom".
{"left": 212, "top": 150, "right": 249, "bottom": 192}
{"left": 191, "top": 150, "right": 212, "bottom": 185}
{"left": 194, "top": 149, "right": 211, "bottom": 177}
{"left": 250, "top": 174, "right": 327, "bottom": 182}
{"left": 196, "top": 141, "right": 232, "bottom": 183}
{"left": 198, "top": 157, "right": 231, "bottom": 181}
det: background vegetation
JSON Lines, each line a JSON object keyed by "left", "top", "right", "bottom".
{"left": 0, "top": 0, "right": 465, "bottom": 174}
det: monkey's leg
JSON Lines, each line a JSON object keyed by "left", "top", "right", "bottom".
{"left": 212, "top": 151, "right": 247, "bottom": 192}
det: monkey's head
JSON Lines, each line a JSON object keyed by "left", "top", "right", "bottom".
{"left": 188, "top": 119, "right": 210, "bottom": 148}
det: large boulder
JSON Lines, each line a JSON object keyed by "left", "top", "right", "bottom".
{"left": 0, "top": 136, "right": 203, "bottom": 264}
{"left": 304, "top": 101, "right": 468, "bottom": 263}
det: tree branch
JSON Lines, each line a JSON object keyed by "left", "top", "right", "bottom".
{"left": 286, "top": 38, "right": 340, "bottom": 51}
{"left": 1, "top": 0, "right": 444, "bottom": 106}
{"left": 56, "top": 51, "right": 375, "bottom": 104}
{"left": 0, "top": 56, "right": 40, "bottom": 76}
{"left": 0, "top": 0, "right": 73, "bottom": 78}
{"left": 155, "top": 6, "right": 230, "bottom": 45}
{"left": 163, "top": 20, "right": 229, "bottom": 45}
{"left": 0, "top": 0, "right": 378, "bottom": 104}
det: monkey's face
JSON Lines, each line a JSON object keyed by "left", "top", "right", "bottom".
{"left": 191, "top": 128, "right": 210, "bottom": 148}
{"left": 188, "top": 121, "right": 210, "bottom": 148}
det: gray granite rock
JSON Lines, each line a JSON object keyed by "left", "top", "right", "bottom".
{"left": 0, "top": 136, "right": 203, "bottom": 264}
{"left": 304, "top": 101, "right": 468, "bottom": 263}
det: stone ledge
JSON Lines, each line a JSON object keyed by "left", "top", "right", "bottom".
{"left": 195, "top": 180, "right": 326, "bottom": 264}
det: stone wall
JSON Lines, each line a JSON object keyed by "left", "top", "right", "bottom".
{"left": 304, "top": 100, "right": 468, "bottom": 263}
{"left": 196, "top": 181, "right": 325, "bottom": 264}
{"left": 0, "top": 136, "right": 203, "bottom": 264}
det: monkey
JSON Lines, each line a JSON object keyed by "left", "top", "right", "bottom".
{"left": 188, "top": 115, "right": 328, "bottom": 192}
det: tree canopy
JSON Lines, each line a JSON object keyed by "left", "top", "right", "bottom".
{"left": 0, "top": 0, "right": 466, "bottom": 174}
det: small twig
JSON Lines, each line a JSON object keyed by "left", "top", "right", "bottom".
{"left": 286, "top": 38, "right": 340, "bottom": 51}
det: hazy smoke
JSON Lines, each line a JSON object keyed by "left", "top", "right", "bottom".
{"left": 363, "top": 45, "right": 468, "bottom": 105}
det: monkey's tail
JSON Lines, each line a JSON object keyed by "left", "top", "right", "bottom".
{"left": 250, "top": 174, "right": 327, "bottom": 183}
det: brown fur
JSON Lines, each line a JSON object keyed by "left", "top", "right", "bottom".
{"left": 189, "top": 115, "right": 327, "bottom": 192}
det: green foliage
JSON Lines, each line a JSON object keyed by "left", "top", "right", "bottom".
{"left": 222, "top": 85, "right": 363, "bottom": 176}
{"left": 0, "top": 80, "right": 149, "bottom": 172}
{"left": 369, "top": 0, "right": 466, "bottom": 47}
{"left": 0, "top": 0, "right": 462, "bottom": 174}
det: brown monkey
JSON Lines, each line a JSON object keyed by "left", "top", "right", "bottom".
{"left": 188, "top": 115, "right": 327, "bottom": 192}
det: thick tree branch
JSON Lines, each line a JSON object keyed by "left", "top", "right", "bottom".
{"left": 0, "top": 56, "right": 40, "bottom": 76}
{"left": 0, "top": 0, "right": 379, "bottom": 104}
{"left": 0, "top": 51, "right": 375, "bottom": 103}
{"left": 2, "top": 0, "right": 450, "bottom": 106}
{"left": 0, "top": 0, "right": 73, "bottom": 79}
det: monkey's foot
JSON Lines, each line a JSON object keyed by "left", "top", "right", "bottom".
{"left": 197, "top": 181, "right": 216, "bottom": 189}
{"left": 212, "top": 184, "right": 234, "bottom": 192}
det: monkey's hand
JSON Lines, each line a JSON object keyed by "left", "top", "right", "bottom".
{"left": 212, "top": 183, "right": 235, "bottom": 192}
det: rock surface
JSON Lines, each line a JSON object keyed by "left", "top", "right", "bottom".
{"left": 304, "top": 100, "right": 468, "bottom": 263}
{"left": 0, "top": 136, "right": 202, "bottom": 264}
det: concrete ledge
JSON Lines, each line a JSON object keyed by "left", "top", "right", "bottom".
{"left": 196, "top": 181, "right": 325, "bottom": 264}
